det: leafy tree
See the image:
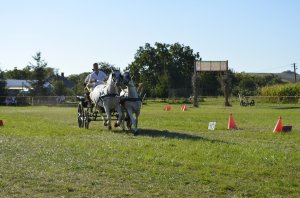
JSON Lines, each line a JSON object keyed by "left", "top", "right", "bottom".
{"left": 98, "top": 62, "right": 118, "bottom": 74}
{"left": 67, "top": 72, "right": 90, "bottom": 95}
{"left": 126, "top": 42, "right": 199, "bottom": 97}
{"left": 52, "top": 80, "right": 67, "bottom": 96}
{"left": 4, "top": 66, "right": 33, "bottom": 79}
{"left": 232, "top": 73, "right": 283, "bottom": 96}
{"left": 236, "top": 75, "right": 258, "bottom": 96}
{"left": 28, "top": 52, "right": 50, "bottom": 96}
{"left": 0, "top": 69, "right": 7, "bottom": 104}
{"left": 0, "top": 69, "right": 5, "bottom": 80}
{"left": 257, "top": 74, "right": 282, "bottom": 87}
{"left": 198, "top": 72, "right": 220, "bottom": 96}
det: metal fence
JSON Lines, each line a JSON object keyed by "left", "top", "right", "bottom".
{"left": 0, "top": 95, "right": 299, "bottom": 106}
{"left": 0, "top": 96, "right": 78, "bottom": 107}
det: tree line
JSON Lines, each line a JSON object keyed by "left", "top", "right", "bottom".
{"left": 0, "top": 43, "right": 284, "bottom": 100}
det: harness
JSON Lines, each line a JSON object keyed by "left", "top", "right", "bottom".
{"left": 94, "top": 93, "right": 119, "bottom": 113}
{"left": 97, "top": 93, "right": 119, "bottom": 105}
{"left": 100, "top": 93, "right": 118, "bottom": 99}
{"left": 120, "top": 97, "right": 142, "bottom": 106}
{"left": 119, "top": 83, "right": 142, "bottom": 105}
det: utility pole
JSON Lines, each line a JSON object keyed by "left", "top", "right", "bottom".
{"left": 292, "top": 63, "right": 297, "bottom": 83}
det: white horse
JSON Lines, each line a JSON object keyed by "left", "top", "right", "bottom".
{"left": 90, "top": 70, "right": 124, "bottom": 130}
{"left": 120, "top": 72, "right": 142, "bottom": 135}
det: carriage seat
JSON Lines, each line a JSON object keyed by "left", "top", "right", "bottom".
{"left": 76, "top": 95, "right": 92, "bottom": 108}
{"left": 76, "top": 96, "right": 85, "bottom": 102}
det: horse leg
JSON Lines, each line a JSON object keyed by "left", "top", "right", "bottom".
{"left": 100, "top": 111, "right": 107, "bottom": 126}
{"left": 115, "top": 106, "right": 125, "bottom": 131}
{"left": 127, "top": 109, "right": 137, "bottom": 135}
{"left": 106, "top": 110, "right": 112, "bottom": 130}
{"left": 121, "top": 108, "right": 126, "bottom": 131}
{"left": 100, "top": 113, "right": 107, "bottom": 126}
{"left": 98, "top": 105, "right": 107, "bottom": 126}
{"left": 126, "top": 115, "right": 132, "bottom": 130}
{"left": 135, "top": 111, "right": 140, "bottom": 131}
{"left": 133, "top": 111, "right": 140, "bottom": 136}
{"left": 124, "top": 109, "right": 131, "bottom": 130}
{"left": 103, "top": 102, "right": 111, "bottom": 130}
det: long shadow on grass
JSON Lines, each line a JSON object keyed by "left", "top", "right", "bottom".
{"left": 136, "top": 129, "right": 232, "bottom": 144}
{"left": 272, "top": 106, "right": 300, "bottom": 110}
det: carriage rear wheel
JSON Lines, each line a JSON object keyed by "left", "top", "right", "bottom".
{"left": 92, "top": 111, "right": 98, "bottom": 121}
{"left": 77, "top": 103, "right": 84, "bottom": 128}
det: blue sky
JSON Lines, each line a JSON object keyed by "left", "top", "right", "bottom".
{"left": 0, "top": 0, "right": 299, "bottom": 76}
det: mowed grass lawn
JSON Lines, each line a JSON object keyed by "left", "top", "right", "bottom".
{"left": 0, "top": 100, "right": 299, "bottom": 197}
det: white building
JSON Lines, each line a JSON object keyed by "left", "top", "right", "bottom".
{"left": 5, "top": 79, "right": 32, "bottom": 95}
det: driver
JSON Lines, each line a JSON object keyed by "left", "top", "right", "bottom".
{"left": 85, "top": 63, "right": 108, "bottom": 89}
{"left": 84, "top": 63, "right": 108, "bottom": 107}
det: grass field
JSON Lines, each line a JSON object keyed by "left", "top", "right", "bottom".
{"left": 0, "top": 99, "right": 300, "bottom": 197}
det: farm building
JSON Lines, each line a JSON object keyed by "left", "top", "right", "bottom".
{"left": 5, "top": 79, "right": 33, "bottom": 95}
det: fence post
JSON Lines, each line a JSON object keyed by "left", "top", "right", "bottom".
{"left": 192, "top": 60, "right": 198, "bottom": 107}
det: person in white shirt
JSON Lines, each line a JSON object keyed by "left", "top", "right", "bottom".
{"left": 84, "top": 63, "right": 108, "bottom": 107}
{"left": 85, "top": 63, "right": 108, "bottom": 89}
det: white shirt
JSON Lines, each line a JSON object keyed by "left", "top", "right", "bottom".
{"left": 84, "top": 74, "right": 91, "bottom": 84}
{"left": 88, "top": 71, "right": 108, "bottom": 86}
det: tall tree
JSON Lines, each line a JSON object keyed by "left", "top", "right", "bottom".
{"left": 28, "top": 52, "right": 49, "bottom": 96}
{"left": 52, "top": 80, "right": 67, "bottom": 96}
{"left": 67, "top": 72, "right": 90, "bottom": 95}
{"left": 4, "top": 66, "right": 33, "bottom": 79}
{"left": 0, "top": 69, "right": 7, "bottom": 104}
{"left": 98, "top": 62, "right": 118, "bottom": 74}
{"left": 127, "top": 42, "right": 199, "bottom": 97}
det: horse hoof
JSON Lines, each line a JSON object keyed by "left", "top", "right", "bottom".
{"left": 108, "top": 126, "right": 112, "bottom": 130}
{"left": 114, "top": 122, "right": 119, "bottom": 127}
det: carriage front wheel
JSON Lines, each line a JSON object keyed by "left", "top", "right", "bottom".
{"left": 83, "top": 110, "right": 90, "bottom": 129}
{"left": 77, "top": 103, "right": 84, "bottom": 128}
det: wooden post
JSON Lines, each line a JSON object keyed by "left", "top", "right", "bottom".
{"left": 223, "top": 61, "right": 231, "bottom": 106}
{"left": 192, "top": 60, "right": 198, "bottom": 107}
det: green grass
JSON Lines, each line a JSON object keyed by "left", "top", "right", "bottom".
{"left": 0, "top": 101, "right": 300, "bottom": 197}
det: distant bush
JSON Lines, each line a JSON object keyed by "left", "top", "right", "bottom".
{"left": 260, "top": 83, "right": 300, "bottom": 103}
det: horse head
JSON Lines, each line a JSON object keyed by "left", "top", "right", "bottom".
{"left": 121, "top": 71, "right": 132, "bottom": 86}
{"left": 110, "top": 69, "right": 122, "bottom": 87}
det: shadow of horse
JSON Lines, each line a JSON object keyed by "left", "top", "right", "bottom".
{"left": 272, "top": 106, "right": 300, "bottom": 110}
{"left": 124, "top": 128, "right": 233, "bottom": 144}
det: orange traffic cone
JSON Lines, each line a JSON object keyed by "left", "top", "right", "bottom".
{"left": 228, "top": 114, "right": 237, "bottom": 130}
{"left": 181, "top": 105, "right": 187, "bottom": 111}
{"left": 0, "top": 120, "right": 3, "bottom": 127}
{"left": 273, "top": 116, "right": 283, "bottom": 133}
{"left": 165, "top": 105, "right": 171, "bottom": 111}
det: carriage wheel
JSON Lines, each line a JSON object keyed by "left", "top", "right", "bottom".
{"left": 240, "top": 100, "right": 247, "bottom": 106}
{"left": 84, "top": 110, "right": 90, "bottom": 129}
{"left": 93, "top": 111, "right": 98, "bottom": 121}
{"left": 77, "top": 103, "right": 84, "bottom": 128}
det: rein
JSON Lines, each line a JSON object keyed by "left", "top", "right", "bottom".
{"left": 99, "top": 93, "right": 118, "bottom": 99}
{"left": 120, "top": 96, "right": 142, "bottom": 107}
{"left": 121, "top": 97, "right": 142, "bottom": 102}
